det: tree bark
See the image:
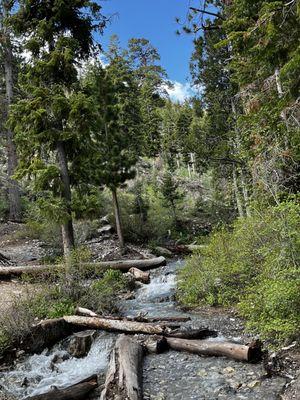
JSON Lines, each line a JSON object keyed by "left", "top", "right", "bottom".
{"left": 56, "top": 141, "right": 75, "bottom": 256}
{"left": 166, "top": 337, "right": 262, "bottom": 362}
{"left": 111, "top": 187, "right": 125, "bottom": 250}
{"left": 24, "top": 375, "right": 98, "bottom": 400}
{"left": 239, "top": 168, "right": 251, "bottom": 217}
{"left": 0, "top": 256, "right": 166, "bottom": 280}
{"left": 232, "top": 164, "right": 245, "bottom": 218}
{"left": 75, "top": 307, "right": 191, "bottom": 324}
{"left": 2, "top": 0, "right": 21, "bottom": 221}
{"left": 100, "top": 335, "right": 143, "bottom": 400}
{"left": 63, "top": 316, "right": 173, "bottom": 335}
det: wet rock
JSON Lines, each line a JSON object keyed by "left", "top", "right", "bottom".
{"left": 50, "top": 352, "right": 70, "bottom": 371}
{"left": 97, "top": 225, "right": 114, "bottom": 236}
{"left": 154, "top": 247, "right": 173, "bottom": 258}
{"left": 223, "top": 366, "right": 235, "bottom": 374}
{"left": 248, "top": 380, "right": 261, "bottom": 388}
{"left": 67, "top": 330, "right": 97, "bottom": 358}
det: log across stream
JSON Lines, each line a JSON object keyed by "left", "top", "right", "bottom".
{"left": 0, "top": 260, "right": 287, "bottom": 399}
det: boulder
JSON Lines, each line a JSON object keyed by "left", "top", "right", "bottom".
{"left": 67, "top": 330, "right": 97, "bottom": 358}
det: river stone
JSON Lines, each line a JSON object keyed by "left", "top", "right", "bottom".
{"left": 67, "top": 330, "right": 97, "bottom": 358}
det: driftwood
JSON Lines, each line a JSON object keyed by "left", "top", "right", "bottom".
{"left": 75, "top": 307, "right": 190, "bottom": 324}
{"left": 129, "top": 267, "right": 150, "bottom": 284}
{"left": 165, "top": 244, "right": 205, "bottom": 254}
{"left": 63, "top": 316, "right": 172, "bottom": 335}
{"left": 141, "top": 316, "right": 191, "bottom": 323}
{"left": 63, "top": 315, "right": 218, "bottom": 341}
{"left": 75, "top": 306, "right": 99, "bottom": 318}
{"left": 24, "top": 375, "right": 98, "bottom": 400}
{"left": 100, "top": 335, "right": 143, "bottom": 400}
{"left": 166, "top": 337, "right": 262, "bottom": 362}
{"left": 0, "top": 256, "right": 166, "bottom": 280}
{"left": 166, "top": 327, "right": 217, "bottom": 339}
{"left": 23, "top": 318, "right": 75, "bottom": 354}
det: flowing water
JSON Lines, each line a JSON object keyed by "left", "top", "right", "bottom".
{"left": 0, "top": 259, "right": 287, "bottom": 399}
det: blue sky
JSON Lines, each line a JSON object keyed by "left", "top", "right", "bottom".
{"left": 99, "top": 0, "right": 201, "bottom": 101}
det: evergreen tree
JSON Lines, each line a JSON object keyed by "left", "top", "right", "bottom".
{"left": 0, "top": 0, "right": 21, "bottom": 221}
{"left": 160, "top": 170, "right": 184, "bottom": 225}
{"left": 223, "top": 0, "right": 300, "bottom": 199}
{"left": 127, "top": 38, "right": 168, "bottom": 157}
{"left": 9, "top": 0, "right": 106, "bottom": 256}
{"left": 83, "top": 47, "right": 142, "bottom": 250}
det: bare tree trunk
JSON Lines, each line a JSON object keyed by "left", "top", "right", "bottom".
{"left": 275, "top": 67, "right": 289, "bottom": 150}
{"left": 232, "top": 164, "right": 245, "bottom": 218}
{"left": 100, "top": 335, "right": 143, "bottom": 400}
{"left": 111, "top": 187, "right": 125, "bottom": 250}
{"left": 2, "top": 0, "right": 21, "bottom": 221}
{"left": 56, "top": 141, "right": 75, "bottom": 256}
{"left": 240, "top": 168, "right": 251, "bottom": 217}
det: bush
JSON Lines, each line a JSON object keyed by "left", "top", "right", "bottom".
{"left": 0, "top": 249, "right": 130, "bottom": 356}
{"left": 81, "top": 269, "right": 128, "bottom": 314}
{"left": 177, "top": 200, "right": 300, "bottom": 344}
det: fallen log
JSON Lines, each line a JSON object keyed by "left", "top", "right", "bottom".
{"left": 74, "top": 307, "right": 191, "bottom": 325}
{"left": 143, "top": 335, "right": 168, "bottom": 354}
{"left": 24, "top": 374, "right": 98, "bottom": 400}
{"left": 165, "top": 244, "right": 205, "bottom": 254}
{"left": 0, "top": 256, "right": 166, "bottom": 280}
{"left": 75, "top": 306, "right": 99, "bottom": 318}
{"left": 99, "top": 256, "right": 166, "bottom": 271}
{"left": 129, "top": 267, "right": 150, "bottom": 284}
{"left": 166, "top": 337, "right": 262, "bottom": 362}
{"left": 166, "top": 327, "right": 217, "bottom": 339}
{"left": 143, "top": 316, "right": 191, "bottom": 323}
{"left": 23, "top": 318, "right": 75, "bottom": 354}
{"left": 63, "top": 316, "right": 172, "bottom": 335}
{"left": 100, "top": 335, "right": 143, "bottom": 400}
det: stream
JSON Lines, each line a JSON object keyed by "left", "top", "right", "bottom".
{"left": 0, "top": 259, "right": 287, "bottom": 399}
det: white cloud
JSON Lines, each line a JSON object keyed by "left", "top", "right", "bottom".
{"left": 165, "top": 81, "right": 202, "bottom": 103}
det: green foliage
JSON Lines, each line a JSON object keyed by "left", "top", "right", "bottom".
{"left": 0, "top": 252, "right": 130, "bottom": 356}
{"left": 160, "top": 172, "right": 184, "bottom": 223}
{"left": 178, "top": 200, "right": 300, "bottom": 344}
{"left": 0, "top": 194, "right": 9, "bottom": 219}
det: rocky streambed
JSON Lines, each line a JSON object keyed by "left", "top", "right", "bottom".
{"left": 0, "top": 260, "right": 292, "bottom": 399}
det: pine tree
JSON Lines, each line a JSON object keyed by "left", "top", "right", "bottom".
{"left": 0, "top": 0, "right": 21, "bottom": 221}
{"left": 160, "top": 170, "right": 184, "bottom": 225}
{"left": 127, "top": 38, "right": 168, "bottom": 157}
{"left": 82, "top": 46, "right": 142, "bottom": 250}
{"left": 9, "top": 0, "right": 106, "bottom": 256}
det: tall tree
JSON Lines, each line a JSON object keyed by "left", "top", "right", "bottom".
{"left": 0, "top": 0, "right": 21, "bottom": 221}
{"left": 9, "top": 0, "right": 106, "bottom": 256}
{"left": 127, "top": 38, "right": 169, "bottom": 157}
{"left": 82, "top": 50, "right": 142, "bottom": 251}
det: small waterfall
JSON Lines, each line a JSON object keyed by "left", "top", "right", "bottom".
{"left": 0, "top": 333, "right": 114, "bottom": 399}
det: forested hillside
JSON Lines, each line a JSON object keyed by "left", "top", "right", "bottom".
{"left": 0, "top": 2, "right": 299, "bottom": 397}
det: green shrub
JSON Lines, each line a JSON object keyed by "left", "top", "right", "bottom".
{"left": 81, "top": 269, "right": 128, "bottom": 314}
{"left": 0, "top": 251, "right": 130, "bottom": 356}
{"left": 177, "top": 200, "right": 300, "bottom": 344}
